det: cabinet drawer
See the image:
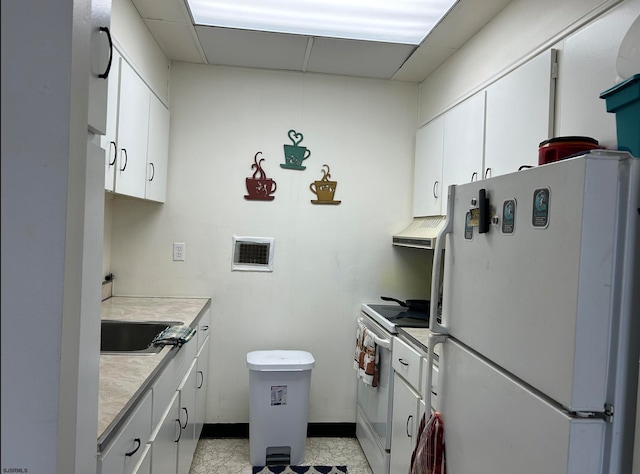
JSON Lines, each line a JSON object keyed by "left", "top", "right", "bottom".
{"left": 152, "top": 339, "right": 197, "bottom": 427}
{"left": 393, "top": 337, "right": 422, "bottom": 390}
{"left": 99, "top": 390, "right": 153, "bottom": 474}
{"left": 196, "top": 308, "right": 211, "bottom": 352}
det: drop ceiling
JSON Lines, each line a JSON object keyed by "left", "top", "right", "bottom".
{"left": 131, "top": 0, "right": 513, "bottom": 82}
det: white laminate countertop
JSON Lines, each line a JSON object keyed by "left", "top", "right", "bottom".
{"left": 396, "top": 327, "right": 441, "bottom": 357}
{"left": 98, "top": 296, "right": 210, "bottom": 449}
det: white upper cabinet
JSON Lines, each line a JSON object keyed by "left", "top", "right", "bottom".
{"left": 442, "top": 92, "right": 486, "bottom": 188}
{"left": 102, "top": 49, "right": 121, "bottom": 192}
{"left": 102, "top": 49, "right": 170, "bottom": 203}
{"left": 145, "top": 94, "right": 170, "bottom": 203}
{"left": 88, "top": 0, "right": 113, "bottom": 135}
{"left": 115, "top": 60, "right": 151, "bottom": 199}
{"left": 484, "top": 49, "right": 556, "bottom": 178}
{"left": 413, "top": 116, "right": 444, "bottom": 216}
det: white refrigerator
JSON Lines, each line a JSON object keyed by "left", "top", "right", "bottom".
{"left": 425, "top": 151, "right": 640, "bottom": 473}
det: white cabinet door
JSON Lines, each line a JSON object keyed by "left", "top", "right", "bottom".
{"left": 115, "top": 59, "right": 150, "bottom": 199}
{"left": 413, "top": 116, "right": 444, "bottom": 216}
{"left": 150, "top": 391, "right": 179, "bottom": 474}
{"left": 390, "top": 373, "right": 420, "bottom": 474}
{"left": 131, "top": 444, "right": 151, "bottom": 474}
{"left": 195, "top": 335, "right": 210, "bottom": 440}
{"left": 99, "top": 391, "right": 153, "bottom": 474}
{"left": 484, "top": 49, "right": 556, "bottom": 178}
{"left": 442, "top": 92, "right": 485, "bottom": 188}
{"left": 177, "top": 359, "right": 198, "bottom": 474}
{"left": 88, "top": 0, "right": 112, "bottom": 135}
{"left": 145, "top": 94, "right": 169, "bottom": 202}
{"left": 101, "top": 49, "right": 121, "bottom": 192}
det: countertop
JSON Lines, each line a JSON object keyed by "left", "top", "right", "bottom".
{"left": 98, "top": 296, "right": 210, "bottom": 450}
{"left": 396, "top": 327, "right": 441, "bottom": 357}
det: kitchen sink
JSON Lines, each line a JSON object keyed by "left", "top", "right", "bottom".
{"left": 100, "top": 320, "right": 183, "bottom": 354}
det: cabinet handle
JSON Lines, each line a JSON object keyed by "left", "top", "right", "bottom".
{"left": 148, "top": 162, "right": 155, "bottom": 181}
{"left": 174, "top": 419, "right": 182, "bottom": 443}
{"left": 108, "top": 141, "right": 117, "bottom": 166}
{"left": 433, "top": 181, "right": 439, "bottom": 199}
{"left": 125, "top": 438, "right": 141, "bottom": 457}
{"left": 197, "top": 370, "right": 204, "bottom": 389}
{"left": 98, "top": 26, "right": 113, "bottom": 79}
{"left": 120, "top": 149, "right": 128, "bottom": 171}
{"left": 406, "top": 415, "right": 413, "bottom": 438}
{"left": 484, "top": 167, "right": 492, "bottom": 179}
{"left": 201, "top": 325, "right": 209, "bottom": 332}
{"left": 181, "top": 407, "right": 189, "bottom": 429}
{"left": 471, "top": 171, "right": 478, "bottom": 182}
{"left": 398, "top": 358, "right": 409, "bottom": 366}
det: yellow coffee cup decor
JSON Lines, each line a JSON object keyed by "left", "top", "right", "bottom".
{"left": 245, "top": 152, "right": 277, "bottom": 201}
{"left": 310, "top": 164, "right": 341, "bottom": 205}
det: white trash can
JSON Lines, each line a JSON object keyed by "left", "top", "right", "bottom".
{"left": 247, "top": 350, "right": 315, "bottom": 466}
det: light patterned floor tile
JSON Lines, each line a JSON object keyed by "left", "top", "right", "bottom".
{"left": 189, "top": 438, "right": 373, "bottom": 474}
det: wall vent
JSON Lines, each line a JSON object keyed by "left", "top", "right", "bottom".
{"left": 232, "top": 236, "right": 274, "bottom": 272}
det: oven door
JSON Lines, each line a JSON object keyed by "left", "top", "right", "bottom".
{"left": 356, "top": 314, "right": 393, "bottom": 474}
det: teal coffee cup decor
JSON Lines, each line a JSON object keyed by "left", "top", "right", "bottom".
{"left": 281, "top": 129, "right": 311, "bottom": 170}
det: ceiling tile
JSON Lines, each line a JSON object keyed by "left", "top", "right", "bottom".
{"left": 145, "top": 19, "right": 206, "bottom": 63}
{"left": 306, "top": 38, "right": 416, "bottom": 79}
{"left": 195, "top": 26, "right": 310, "bottom": 71}
{"left": 131, "top": 0, "right": 190, "bottom": 23}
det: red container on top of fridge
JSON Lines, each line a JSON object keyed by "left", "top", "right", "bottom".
{"left": 538, "top": 136, "right": 601, "bottom": 165}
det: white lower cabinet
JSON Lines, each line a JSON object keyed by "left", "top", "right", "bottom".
{"left": 98, "top": 391, "right": 153, "bottom": 474}
{"left": 390, "top": 373, "right": 420, "bottom": 474}
{"left": 131, "top": 444, "right": 151, "bottom": 474}
{"left": 195, "top": 335, "right": 210, "bottom": 440}
{"left": 150, "top": 391, "right": 179, "bottom": 474}
{"left": 177, "top": 359, "right": 198, "bottom": 474}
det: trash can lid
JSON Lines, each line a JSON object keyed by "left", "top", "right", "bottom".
{"left": 247, "top": 350, "right": 315, "bottom": 371}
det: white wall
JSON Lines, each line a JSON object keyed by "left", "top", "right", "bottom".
{"left": 1, "top": 0, "right": 102, "bottom": 472}
{"left": 109, "top": 64, "right": 426, "bottom": 422}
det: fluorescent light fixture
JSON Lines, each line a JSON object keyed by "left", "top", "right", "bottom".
{"left": 187, "top": 0, "right": 459, "bottom": 45}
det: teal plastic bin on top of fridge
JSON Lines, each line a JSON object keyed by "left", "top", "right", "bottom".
{"left": 600, "top": 73, "right": 640, "bottom": 158}
{"left": 247, "top": 350, "right": 315, "bottom": 466}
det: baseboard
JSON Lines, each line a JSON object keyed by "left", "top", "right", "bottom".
{"left": 200, "top": 423, "right": 356, "bottom": 439}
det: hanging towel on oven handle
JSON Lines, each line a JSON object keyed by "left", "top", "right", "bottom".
{"left": 410, "top": 411, "right": 446, "bottom": 474}
{"left": 353, "top": 321, "right": 379, "bottom": 388}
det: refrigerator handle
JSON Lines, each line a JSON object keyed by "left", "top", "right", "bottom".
{"left": 425, "top": 334, "right": 447, "bottom": 415}
{"left": 430, "top": 185, "right": 456, "bottom": 335}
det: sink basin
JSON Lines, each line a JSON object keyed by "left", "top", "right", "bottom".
{"left": 101, "top": 320, "right": 183, "bottom": 354}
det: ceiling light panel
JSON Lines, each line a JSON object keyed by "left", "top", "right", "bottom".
{"left": 186, "top": 0, "right": 459, "bottom": 45}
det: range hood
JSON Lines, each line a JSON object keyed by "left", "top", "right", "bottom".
{"left": 392, "top": 216, "right": 446, "bottom": 250}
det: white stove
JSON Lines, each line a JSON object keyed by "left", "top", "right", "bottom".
{"left": 361, "top": 303, "right": 430, "bottom": 334}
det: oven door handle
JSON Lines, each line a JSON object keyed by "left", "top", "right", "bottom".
{"left": 357, "top": 317, "right": 391, "bottom": 349}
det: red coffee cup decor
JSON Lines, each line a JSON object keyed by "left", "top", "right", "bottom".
{"left": 310, "top": 164, "right": 341, "bottom": 205}
{"left": 245, "top": 152, "right": 277, "bottom": 201}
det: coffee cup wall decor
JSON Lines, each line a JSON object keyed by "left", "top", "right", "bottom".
{"left": 245, "top": 152, "right": 277, "bottom": 201}
{"left": 281, "top": 129, "right": 311, "bottom": 170}
{"left": 310, "top": 164, "right": 341, "bottom": 205}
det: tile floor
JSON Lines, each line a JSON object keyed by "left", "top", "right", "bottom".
{"left": 189, "top": 437, "right": 374, "bottom": 474}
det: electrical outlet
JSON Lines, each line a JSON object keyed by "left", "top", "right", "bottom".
{"left": 173, "top": 242, "right": 186, "bottom": 261}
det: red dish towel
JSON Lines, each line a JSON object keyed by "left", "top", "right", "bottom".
{"left": 410, "top": 412, "right": 446, "bottom": 474}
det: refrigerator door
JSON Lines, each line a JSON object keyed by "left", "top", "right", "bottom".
{"left": 440, "top": 154, "right": 633, "bottom": 412}
{"left": 441, "top": 339, "right": 605, "bottom": 474}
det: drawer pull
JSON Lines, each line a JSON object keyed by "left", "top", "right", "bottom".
{"left": 174, "top": 419, "right": 182, "bottom": 443}
{"left": 406, "top": 415, "right": 413, "bottom": 437}
{"left": 398, "top": 358, "right": 409, "bottom": 366}
{"left": 197, "top": 370, "right": 204, "bottom": 389}
{"left": 181, "top": 407, "right": 189, "bottom": 429}
{"left": 125, "top": 438, "right": 141, "bottom": 457}
{"left": 201, "top": 325, "right": 209, "bottom": 331}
